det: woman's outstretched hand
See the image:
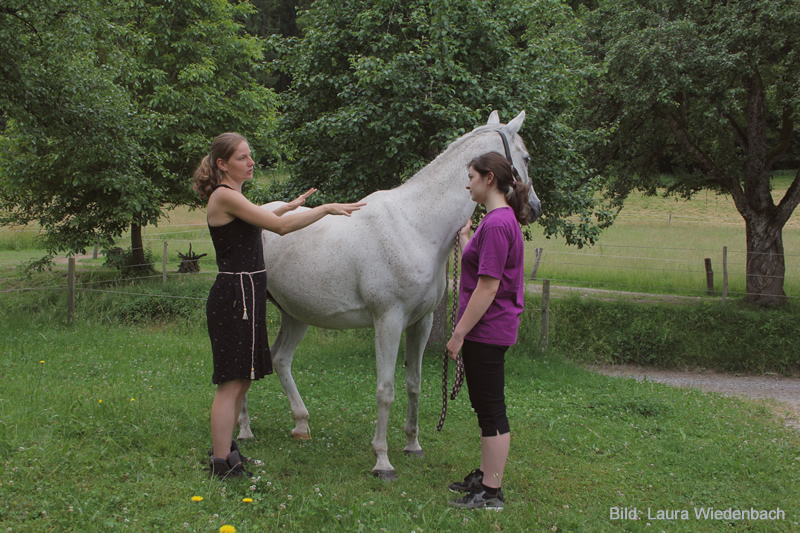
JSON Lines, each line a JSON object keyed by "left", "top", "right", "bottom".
{"left": 326, "top": 202, "right": 367, "bottom": 217}
{"left": 284, "top": 188, "right": 318, "bottom": 212}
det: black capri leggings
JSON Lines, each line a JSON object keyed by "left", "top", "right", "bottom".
{"left": 462, "top": 339, "right": 510, "bottom": 437}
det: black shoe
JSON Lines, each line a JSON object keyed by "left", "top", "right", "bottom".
{"left": 448, "top": 468, "right": 483, "bottom": 493}
{"left": 449, "top": 487, "right": 504, "bottom": 510}
{"left": 209, "top": 439, "right": 260, "bottom": 466}
{"left": 208, "top": 450, "right": 253, "bottom": 480}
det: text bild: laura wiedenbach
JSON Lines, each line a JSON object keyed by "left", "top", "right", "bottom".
{"left": 610, "top": 507, "right": 786, "bottom": 521}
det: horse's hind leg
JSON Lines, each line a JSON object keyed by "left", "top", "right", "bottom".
{"left": 237, "top": 393, "right": 254, "bottom": 440}
{"left": 271, "top": 312, "right": 311, "bottom": 440}
{"left": 402, "top": 313, "right": 433, "bottom": 458}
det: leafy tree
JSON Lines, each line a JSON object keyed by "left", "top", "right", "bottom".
{"left": 240, "top": 0, "right": 312, "bottom": 91}
{"left": 121, "top": 0, "right": 280, "bottom": 265}
{"left": 265, "top": 0, "right": 613, "bottom": 247}
{"left": 0, "top": 0, "right": 281, "bottom": 265}
{"left": 0, "top": 0, "right": 149, "bottom": 258}
{"left": 581, "top": 0, "right": 800, "bottom": 306}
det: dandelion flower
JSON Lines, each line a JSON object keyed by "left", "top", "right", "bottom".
{"left": 98, "top": 400, "right": 103, "bottom": 404}
{"left": 191, "top": 496, "right": 203, "bottom": 502}
{"left": 130, "top": 398, "right": 135, "bottom": 402}
{"left": 40, "top": 360, "right": 45, "bottom": 364}
{"left": 242, "top": 498, "right": 253, "bottom": 503}
{"left": 220, "top": 526, "right": 236, "bottom": 533}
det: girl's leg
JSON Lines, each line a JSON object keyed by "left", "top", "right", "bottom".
{"left": 210, "top": 378, "right": 251, "bottom": 459}
{"left": 480, "top": 431, "right": 510, "bottom": 489}
{"left": 462, "top": 340, "right": 510, "bottom": 489}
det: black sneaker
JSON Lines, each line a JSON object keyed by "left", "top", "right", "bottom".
{"left": 208, "top": 450, "right": 253, "bottom": 480}
{"left": 449, "top": 487, "right": 504, "bottom": 511}
{"left": 448, "top": 468, "right": 483, "bottom": 493}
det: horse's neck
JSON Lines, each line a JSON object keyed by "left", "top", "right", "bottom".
{"left": 394, "top": 136, "right": 488, "bottom": 254}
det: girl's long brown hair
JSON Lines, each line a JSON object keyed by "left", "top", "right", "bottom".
{"left": 468, "top": 152, "right": 533, "bottom": 225}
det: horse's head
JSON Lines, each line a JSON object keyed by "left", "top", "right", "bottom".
{"left": 487, "top": 111, "right": 542, "bottom": 222}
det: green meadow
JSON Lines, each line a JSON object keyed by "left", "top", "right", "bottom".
{"left": 527, "top": 174, "right": 800, "bottom": 300}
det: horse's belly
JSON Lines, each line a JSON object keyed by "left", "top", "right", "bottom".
{"left": 267, "top": 272, "right": 374, "bottom": 329}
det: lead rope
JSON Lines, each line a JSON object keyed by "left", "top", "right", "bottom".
{"left": 436, "top": 232, "right": 465, "bottom": 431}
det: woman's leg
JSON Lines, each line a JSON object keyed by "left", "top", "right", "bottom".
{"left": 210, "top": 378, "right": 251, "bottom": 459}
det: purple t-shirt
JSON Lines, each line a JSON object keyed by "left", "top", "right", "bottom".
{"left": 457, "top": 206, "right": 525, "bottom": 346}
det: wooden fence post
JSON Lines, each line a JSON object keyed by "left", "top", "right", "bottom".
{"left": 722, "top": 246, "right": 728, "bottom": 306}
{"left": 540, "top": 279, "right": 551, "bottom": 352}
{"left": 530, "top": 247, "right": 543, "bottom": 280}
{"left": 162, "top": 241, "right": 168, "bottom": 286}
{"left": 704, "top": 258, "right": 714, "bottom": 295}
{"left": 67, "top": 257, "right": 76, "bottom": 324}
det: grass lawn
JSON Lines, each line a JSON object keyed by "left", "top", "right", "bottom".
{"left": 0, "top": 309, "right": 797, "bottom": 532}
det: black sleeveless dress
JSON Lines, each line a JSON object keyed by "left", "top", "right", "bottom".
{"left": 206, "top": 185, "right": 272, "bottom": 384}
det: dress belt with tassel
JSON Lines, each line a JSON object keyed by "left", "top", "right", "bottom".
{"left": 219, "top": 269, "right": 266, "bottom": 379}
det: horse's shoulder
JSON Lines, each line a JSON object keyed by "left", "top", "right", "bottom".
{"left": 260, "top": 201, "right": 285, "bottom": 212}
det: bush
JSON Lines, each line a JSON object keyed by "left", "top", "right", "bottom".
{"left": 542, "top": 296, "right": 799, "bottom": 375}
{"left": 103, "top": 246, "right": 157, "bottom": 277}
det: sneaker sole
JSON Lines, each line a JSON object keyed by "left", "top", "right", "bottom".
{"left": 449, "top": 503, "right": 504, "bottom": 511}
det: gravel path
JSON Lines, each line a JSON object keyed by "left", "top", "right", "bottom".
{"left": 588, "top": 364, "right": 800, "bottom": 431}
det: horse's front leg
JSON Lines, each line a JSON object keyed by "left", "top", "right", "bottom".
{"left": 371, "top": 313, "right": 404, "bottom": 480}
{"left": 402, "top": 313, "right": 433, "bottom": 458}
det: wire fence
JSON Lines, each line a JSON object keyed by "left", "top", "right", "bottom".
{"left": 2, "top": 236, "right": 798, "bottom": 305}
{"left": 2, "top": 233, "right": 798, "bottom": 354}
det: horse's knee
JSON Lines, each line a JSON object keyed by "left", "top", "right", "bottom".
{"left": 376, "top": 382, "right": 395, "bottom": 406}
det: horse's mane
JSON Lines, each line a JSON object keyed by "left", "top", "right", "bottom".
{"left": 403, "top": 124, "right": 505, "bottom": 186}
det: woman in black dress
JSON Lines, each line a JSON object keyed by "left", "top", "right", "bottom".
{"left": 193, "top": 132, "right": 365, "bottom": 478}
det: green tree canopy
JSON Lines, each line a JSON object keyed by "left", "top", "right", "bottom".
{"left": 264, "top": 0, "right": 613, "bottom": 247}
{"left": 581, "top": 0, "right": 800, "bottom": 305}
{"left": 0, "top": 0, "right": 150, "bottom": 256}
{"left": 0, "top": 0, "right": 281, "bottom": 263}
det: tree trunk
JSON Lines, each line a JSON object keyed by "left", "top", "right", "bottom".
{"left": 744, "top": 218, "right": 787, "bottom": 306}
{"left": 275, "top": 0, "right": 300, "bottom": 93}
{"left": 130, "top": 223, "right": 146, "bottom": 267}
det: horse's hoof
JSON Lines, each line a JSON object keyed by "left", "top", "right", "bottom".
{"left": 372, "top": 469, "right": 398, "bottom": 481}
{"left": 404, "top": 449, "right": 424, "bottom": 458}
{"left": 291, "top": 431, "right": 311, "bottom": 441}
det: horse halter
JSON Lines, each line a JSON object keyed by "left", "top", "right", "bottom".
{"left": 497, "top": 130, "right": 522, "bottom": 184}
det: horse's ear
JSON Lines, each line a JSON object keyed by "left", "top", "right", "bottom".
{"left": 506, "top": 111, "right": 526, "bottom": 134}
{"left": 487, "top": 110, "right": 500, "bottom": 125}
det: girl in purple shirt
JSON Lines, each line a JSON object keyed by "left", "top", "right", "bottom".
{"left": 446, "top": 152, "right": 533, "bottom": 510}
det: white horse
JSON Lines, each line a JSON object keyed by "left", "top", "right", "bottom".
{"left": 238, "top": 111, "right": 541, "bottom": 479}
